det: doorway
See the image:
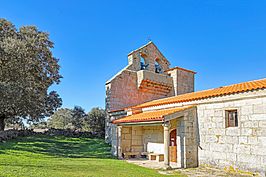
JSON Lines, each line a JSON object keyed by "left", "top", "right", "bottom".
{"left": 169, "top": 129, "right": 177, "bottom": 162}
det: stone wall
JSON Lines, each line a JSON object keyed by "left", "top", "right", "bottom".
{"left": 166, "top": 108, "right": 199, "bottom": 168}
{"left": 197, "top": 96, "right": 266, "bottom": 175}
{"left": 106, "top": 69, "right": 174, "bottom": 111}
{"left": 106, "top": 67, "right": 195, "bottom": 144}
{"left": 111, "top": 124, "right": 118, "bottom": 156}
{"left": 143, "top": 126, "right": 164, "bottom": 152}
{"left": 106, "top": 41, "right": 175, "bottom": 113}
{"left": 120, "top": 126, "right": 144, "bottom": 154}
{"left": 105, "top": 42, "right": 195, "bottom": 148}
{"left": 127, "top": 42, "right": 170, "bottom": 73}
{"left": 131, "top": 126, "right": 144, "bottom": 152}
{"left": 119, "top": 125, "right": 164, "bottom": 155}
{"left": 167, "top": 68, "right": 195, "bottom": 95}
{"left": 106, "top": 69, "right": 173, "bottom": 112}
{"left": 176, "top": 69, "right": 195, "bottom": 95}
{"left": 121, "top": 126, "right": 132, "bottom": 153}
{"left": 105, "top": 68, "right": 174, "bottom": 143}
{"left": 105, "top": 68, "right": 172, "bottom": 143}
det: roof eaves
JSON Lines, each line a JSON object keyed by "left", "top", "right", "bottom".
{"left": 132, "top": 78, "right": 266, "bottom": 109}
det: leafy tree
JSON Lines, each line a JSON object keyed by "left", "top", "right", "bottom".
{"left": 47, "top": 106, "right": 105, "bottom": 136}
{"left": 0, "top": 19, "right": 62, "bottom": 130}
{"left": 48, "top": 106, "right": 87, "bottom": 130}
{"left": 48, "top": 108, "right": 73, "bottom": 129}
{"left": 5, "top": 116, "right": 25, "bottom": 130}
{"left": 86, "top": 107, "right": 105, "bottom": 137}
{"left": 71, "top": 106, "right": 87, "bottom": 130}
{"left": 29, "top": 121, "right": 48, "bottom": 129}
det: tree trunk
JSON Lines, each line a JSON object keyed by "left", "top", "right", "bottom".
{"left": 0, "top": 115, "right": 6, "bottom": 131}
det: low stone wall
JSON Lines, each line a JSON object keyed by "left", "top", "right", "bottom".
{"left": 0, "top": 128, "right": 101, "bottom": 143}
{"left": 0, "top": 129, "right": 37, "bottom": 142}
{"left": 44, "top": 128, "right": 99, "bottom": 138}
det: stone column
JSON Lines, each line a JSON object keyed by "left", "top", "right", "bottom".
{"left": 176, "top": 119, "right": 185, "bottom": 168}
{"left": 117, "top": 126, "right": 122, "bottom": 159}
{"left": 163, "top": 121, "right": 171, "bottom": 169}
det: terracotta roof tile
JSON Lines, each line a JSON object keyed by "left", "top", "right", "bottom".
{"left": 132, "top": 78, "right": 266, "bottom": 109}
{"left": 112, "top": 106, "right": 194, "bottom": 124}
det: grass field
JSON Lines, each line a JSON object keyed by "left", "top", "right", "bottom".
{"left": 0, "top": 135, "right": 185, "bottom": 177}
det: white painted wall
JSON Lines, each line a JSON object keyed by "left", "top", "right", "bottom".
{"left": 147, "top": 142, "right": 164, "bottom": 154}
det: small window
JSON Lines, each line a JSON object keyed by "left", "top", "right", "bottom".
{"left": 225, "top": 110, "right": 238, "bottom": 128}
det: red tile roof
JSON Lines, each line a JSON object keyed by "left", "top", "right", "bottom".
{"left": 132, "top": 78, "right": 266, "bottom": 109}
{"left": 112, "top": 106, "right": 194, "bottom": 124}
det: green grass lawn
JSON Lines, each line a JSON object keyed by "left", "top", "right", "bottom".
{"left": 0, "top": 135, "right": 185, "bottom": 177}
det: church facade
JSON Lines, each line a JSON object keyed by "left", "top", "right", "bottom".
{"left": 105, "top": 42, "right": 266, "bottom": 175}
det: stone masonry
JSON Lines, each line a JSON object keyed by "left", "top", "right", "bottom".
{"left": 105, "top": 42, "right": 266, "bottom": 176}
{"left": 105, "top": 42, "right": 196, "bottom": 146}
{"left": 197, "top": 93, "right": 266, "bottom": 175}
{"left": 165, "top": 107, "right": 199, "bottom": 168}
{"left": 120, "top": 126, "right": 164, "bottom": 155}
{"left": 144, "top": 89, "right": 266, "bottom": 175}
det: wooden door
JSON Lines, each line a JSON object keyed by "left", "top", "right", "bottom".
{"left": 169, "top": 129, "right": 177, "bottom": 162}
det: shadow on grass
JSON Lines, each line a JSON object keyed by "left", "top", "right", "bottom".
{"left": 0, "top": 135, "right": 113, "bottom": 159}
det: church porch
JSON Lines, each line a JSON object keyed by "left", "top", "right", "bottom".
{"left": 114, "top": 106, "right": 198, "bottom": 169}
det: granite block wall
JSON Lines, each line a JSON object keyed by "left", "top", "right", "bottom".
{"left": 197, "top": 97, "right": 266, "bottom": 175}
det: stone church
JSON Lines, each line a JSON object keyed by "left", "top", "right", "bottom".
{"left": 105, "top": 42, "right": 266, "bottom": 175}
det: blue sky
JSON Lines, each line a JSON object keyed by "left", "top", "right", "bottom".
{"left": 1, "top": 0, "right": 266, "bottom": 112}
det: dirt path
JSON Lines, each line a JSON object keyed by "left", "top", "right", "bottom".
{"left": 127, "top": 159, "right": 259, "bottom": 177}
{"left": 173, "top": 165, "right": 258, "bottom": 177}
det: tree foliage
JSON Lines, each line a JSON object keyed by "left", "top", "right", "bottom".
{"left": 86, "top": 107, "right": 105, "bottom": 136}
{"left": 5, "top": 117, "right": 25, "bottom": 130}
{"left": 48, "top": 107, "right": 106, "bottom": 137}
{"left": 29, "top": 121, "right": 48, "bottom": 129}
{"left": 48, "top": 108, "right": 73, "bottom": 129}
{"left": 0, "top": 18, "right": 62, "bottom": 130}
{"left": 71, "top": 106, "right": 87, "bottom": 130}
{"left": 48, "top": 106, "right": 87, "bottom": 131}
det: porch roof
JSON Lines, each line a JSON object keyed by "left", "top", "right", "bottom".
{"left": 112, "top": 105, "right": 194, "bottom": 124}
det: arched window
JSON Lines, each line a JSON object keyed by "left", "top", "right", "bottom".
{"left": 155, "top": 60, "right": 163, "bottom": 73}
{"left": 140, "top": 55, "right": 149, "bottom": 70}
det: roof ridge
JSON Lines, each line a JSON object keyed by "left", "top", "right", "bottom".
{"left": 213, "top": 77, "right": 266, "bottom": 89}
